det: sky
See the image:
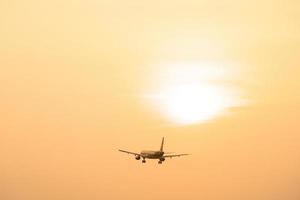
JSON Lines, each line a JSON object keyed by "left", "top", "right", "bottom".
{"left": 1, "top": 0, "right": 300, "bottom": 200}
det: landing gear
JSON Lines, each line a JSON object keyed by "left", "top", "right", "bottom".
{"left": 142, "top": 159, "right": 146, "bottom": 163}
{"left": 158, "top": 157, "right": 165, "bottom": 164}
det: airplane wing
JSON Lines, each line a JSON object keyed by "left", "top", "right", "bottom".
{"left": 118, "top": 149, "right": 141, "bottom": 156}
{"left": 163, "top": 154, "right": 189, "bottom": 158}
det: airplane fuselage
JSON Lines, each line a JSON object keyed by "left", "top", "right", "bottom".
{"left": 140, "top": 150, "right": 164, "bottom": 159}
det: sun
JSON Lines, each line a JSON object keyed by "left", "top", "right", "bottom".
{"left": 146, "top": 62, "right": 243, "bottom": 125}
{"left": 157, "top": 84, "right": 233, "bottom": 124}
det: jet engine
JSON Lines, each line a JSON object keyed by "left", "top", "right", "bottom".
{"left": 159, "top": 157, "right": 165, "bottom": 162}
{"left": 135, "top": 155, "right": 141, "bottom": 160}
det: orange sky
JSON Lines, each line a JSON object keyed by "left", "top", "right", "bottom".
{"left": 1, "top": 1, "right": 300, "bottom": 200}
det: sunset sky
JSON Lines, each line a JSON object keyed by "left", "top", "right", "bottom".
{"left": 1, "top": 1, "right": 300, "bottom": 200}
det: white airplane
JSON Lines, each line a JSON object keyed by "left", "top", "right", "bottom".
{"left": 118, "top": 137, "right": 189, "bottom": 164}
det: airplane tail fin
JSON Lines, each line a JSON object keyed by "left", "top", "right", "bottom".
{"left": 160, "top": 137, "right": 164, "bottom": 152}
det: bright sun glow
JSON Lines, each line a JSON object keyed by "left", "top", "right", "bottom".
{"left": 146, "top": 62, "right": 244, "bottom": 125}
{"left": 157, "top": 84, "right": 235, "bottom": 124}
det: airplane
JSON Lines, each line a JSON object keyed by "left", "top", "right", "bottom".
{"left": 118, "top": 137, "right": 189, "bottom": 164}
